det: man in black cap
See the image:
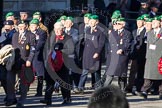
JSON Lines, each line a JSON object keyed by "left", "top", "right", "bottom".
{"left": 5, "top": 21, "right": 36, "bottom": 107}
{"left": 0, "top": 20, "right": 16, "bottom": 103}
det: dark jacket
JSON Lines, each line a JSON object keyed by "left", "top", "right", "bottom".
{"left": 106, "top": 29, "right": 132, "bottom": 77}
{"left": 32, "top": 28, "right": 47, "bottom": 76}
{"left": 12, "top": 31, "right": 36, "bottom": 70}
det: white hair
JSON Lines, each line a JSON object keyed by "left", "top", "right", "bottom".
{"left": 54, "top": 22, "right": 64, "bottom": 29}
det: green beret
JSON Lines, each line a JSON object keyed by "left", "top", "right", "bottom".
{"left": 117, "top": 17, "right": 125, "bottom": 22}
{"left": 60, "top": 15, "right": 67, "bottom": 20}
{"left": 111, "top": 14, "right": 121, "bottom": 19}
{"left": 5, "top": 12, "right": 14, "bottom": 19}
{"left": 33, "top": 12, "right": 41, "bottom": 16}
{"left": 112, "top": 10, "right": 121, "bottom": 16}
{"left": 84, "top": 13, "right": 92, "bottom": 18}
{"left": 112, "top": 19, "right": 117, "bottom": 24}
{"left": 141, "top": 14, "right": 149, "bottom": 19}
{"left": 159, "top": 15, "right": 162, "bottom": 20}
{"left": 89, "top": 15, "right": 99, "bottom": 20}
{"left": 66, "top": 17, "right": 74, "bottom": 22}
{"left": 137, "top": 17, "right": 144, "bottom": 21}
{"left": 153, "top": 16, "right": 160, "bottom": 21}
{"left": 145, "top": 18, "right": 152, "bottom": 22}
{"left": 30, "top": 19, "right": 39, "bottom": 25}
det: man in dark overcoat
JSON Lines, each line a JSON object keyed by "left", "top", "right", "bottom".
{"left": 29, "top": 19, "right": 47, "bottom": 96}
{"left": 6, "top": 21, "right": 36, "bottom": 107}
{"left": 127, "top": 16, "right": 146, "bottom": 93}
{"left": 104, "top": 17, "right": 132, "bottom": 92}
{"left": 76, "top": 15, "right": 105, "bottom": 93}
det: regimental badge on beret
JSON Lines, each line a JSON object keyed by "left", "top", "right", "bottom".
{"left": 5, "top": 12, "right": 14, "bottom": 19}
{"left": 117, "top": 17, "right": 125, "bottom": 22}
{"left": 153, "top": 16, "right": 161, "bottom": 21}
{"left": 60, "top": 15, "right": 67, "bottom": 20}
{"left": 137, "top": 17, "right": 144, "bottom": 21}
{"left": 66, "top": 16, "right": 74, "bottom": 22}
{"left": 33, "top": 12, "right": 41, "bottom": 16}
{"left": 145, "top": 18, "right": 153, "bottom": 22}
{"left": 18, "top": 20, "right": 25, "bottom": 25}
{"left": 30, "top": 19, "right": 39, "bottom": 25}
{"left": 84, "top": 13, "right": 92, "bottom": 19}
{"left": 90, "top": 15, "right": 99, "bottom": 20}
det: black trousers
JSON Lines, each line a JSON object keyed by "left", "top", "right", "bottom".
{"left": 44, "top": 65, "right": 71, "bottom": 102}
{"left": 104, "top": 75, "right": 127, "bottom": 92}
{"left": 0, "top": 65, "right": 7, "bottom": 94}
{"left": 141, "top": 79, "right": 162, "bottom": 94}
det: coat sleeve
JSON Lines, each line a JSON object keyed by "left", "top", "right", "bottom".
{"left": 27, "top": 33, "right": 36, "bottom": 62}
{"left": 122, "top": 31, "right": 133, "bottom": 56}
{"left": 61, "top": 37, "right": 74, "bottom": 55}
{"left": 35, "top": 31, "right": 47, "bottom": 51}
{"left": 96, "top": 31, "right": 106, "bottom": 54}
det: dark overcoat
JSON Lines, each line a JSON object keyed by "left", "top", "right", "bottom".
{"left": 106, "top": 29, "right": 132, "bottom": 77}
{"left": 82, "top": 26, "right": 105, "bottom": 70}
{"left": 32, "top": 28, "right": 47, "bottom": 76}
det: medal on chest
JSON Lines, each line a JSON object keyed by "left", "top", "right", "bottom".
{"left": 120, "top": 39, "right": 123, "bottom": 45}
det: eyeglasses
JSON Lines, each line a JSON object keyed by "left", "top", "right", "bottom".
{"left": 116, "top": 23, "right": 122, "bottom": 25}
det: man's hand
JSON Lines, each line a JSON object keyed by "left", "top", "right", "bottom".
{"left": 116, "top": 49, "right": 123, "bottom": 55}
{"left": 26, "top": 60, "right": 31, "bottom": 67}
{"left": 93, "top": 53, "right": 99, "bottom": 59}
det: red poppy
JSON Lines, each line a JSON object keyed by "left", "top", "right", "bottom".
{"left": 56, "top": 35, "right": 64, "bottom": 40}
{"left": 158, "top": 58, "right": 162, "bottom": 74}
{"left": 157, "top": 34, "right": 161, "bottom": 38}
{"left": 94, "top": 29, "right": 97, "bottom": 32}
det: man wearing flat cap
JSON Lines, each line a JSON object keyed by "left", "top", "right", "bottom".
{"left": 33, "top": 12, "right": 49, "bottom": 36}
{"left": 139, "top": 17, "right": 162, "bottom": 99}
{"left": 0, "top": 20, "right": 16, "bottom": 103}
{"left": 29, "top": 19, "right": 47, "bottom": 97}
{"left": 6, "top": 20, "right": 36, "bottom": 107}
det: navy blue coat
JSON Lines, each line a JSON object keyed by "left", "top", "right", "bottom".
{"left": 32, "top": 28, "right": 47, "bottom": 76}
{"left": 83, "top": 25, "right": 105, "bottom": 70}
{"left": 106, "top": 29, "right": 132, "bottom": 77}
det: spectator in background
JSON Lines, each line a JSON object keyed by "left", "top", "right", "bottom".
{"left": 88, "top": 85, "right": 129, "bottom": 108}
{"left": 20, "top": 11, "right": 29, "bottom": 21}
{"left": 149, "top": 5, "right": 158, "bottom": 18}
{"left": 138, "top": 1, "right": 149, "bottom": 16}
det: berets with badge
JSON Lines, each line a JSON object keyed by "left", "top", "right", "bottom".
{"left": 89, "top": 15, "right": 99, "bottom": 20}
{"left": 33, "top": 12, "right": 41, "bottom": 16}
{"left": 111, "top": 10, "right": 122, "bottom": 19}
{"left": 84, "top": 13, "right": 92, "bottom": 19}
{"left": 30, "top": 19, "right": 39, "bottom": 25}
{"left": 137, "top": 17, "right": 144, "bottom": 21}
{"left": 60, "top": 15, "right": 67, "bottom": 20}
{"left": 4, "top": 20, "right": 14, "bottom": 25}
{"left": 159, "top": 15, "right": 162, "bottom": 21}
{"left": 66, "top": 16, "right": 74, "bottom": 22}
{"left": 117, "top": 17, "right": 125, "bottom": 22}
{"left": 153, "top": 16, "right": 161, "bottom": 21}
{"left": 145, "top": 18, "right": 152, "bottom": 22}
{"left": 5, "top": 12, "right": 14, "bottom": 19}
{"left": 141, "top": 14, "right": 150, "bottom": 20}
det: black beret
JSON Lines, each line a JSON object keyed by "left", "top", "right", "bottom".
{"left": 4, "top": 20, "right": 14, "bottom": 25}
